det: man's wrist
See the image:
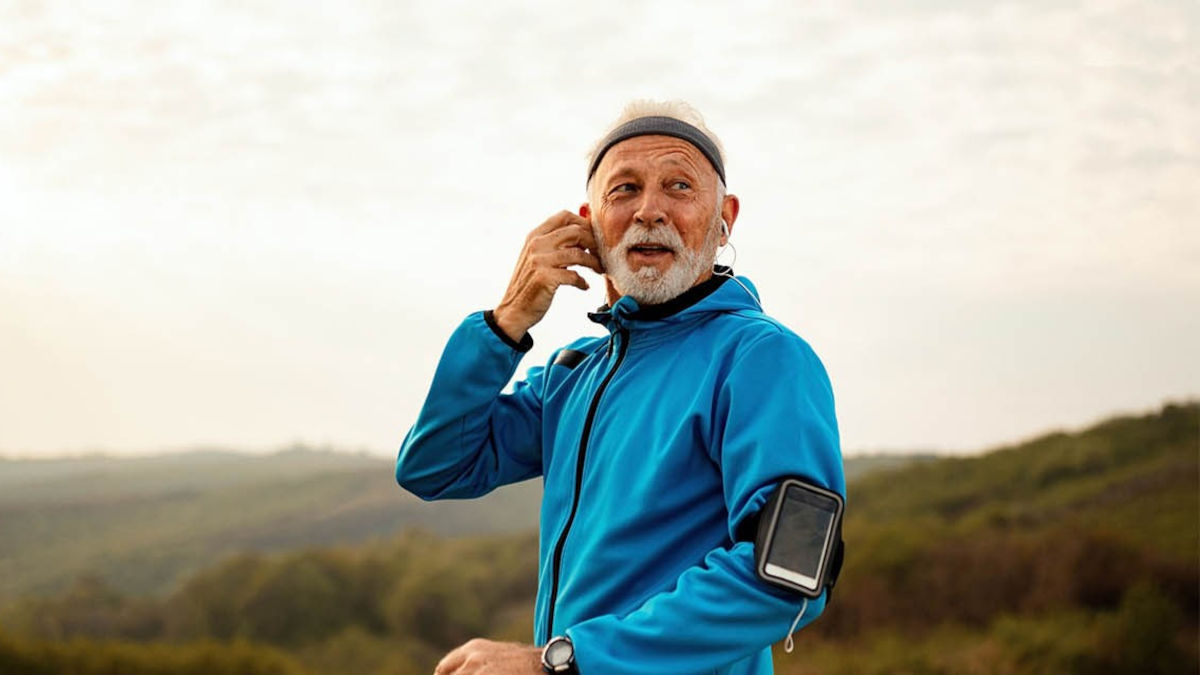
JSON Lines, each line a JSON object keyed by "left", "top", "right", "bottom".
{"left": 483, "top": 309, "right": 534, "bottom": 352}
{"left": 487, "top": 307, "right": 533, "bottom": 350}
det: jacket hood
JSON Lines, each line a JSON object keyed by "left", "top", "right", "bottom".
{"left": 588, "top": 266, "right": 762, "bottom": 333}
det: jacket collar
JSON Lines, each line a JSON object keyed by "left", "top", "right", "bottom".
{"left": 588, "top": 266, "right": 761, "bottom": 333}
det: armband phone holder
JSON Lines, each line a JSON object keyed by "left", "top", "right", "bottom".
{"left": 753, "top": 478, "right": 845, "bottom": 598}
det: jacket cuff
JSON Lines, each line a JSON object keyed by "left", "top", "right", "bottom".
{"left": 483, "top": 310, "right": 533, "bottom": 353}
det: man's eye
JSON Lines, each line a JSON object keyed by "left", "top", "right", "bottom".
{"left": 611, "top": 183, "right": 636, "bottom": 194}
{"left": 671, "top": 181, "right": 691, "bottom": 190}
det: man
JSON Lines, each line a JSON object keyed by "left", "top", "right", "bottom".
{"left": 397, "top": 100, "right": 844, "bottom": 674}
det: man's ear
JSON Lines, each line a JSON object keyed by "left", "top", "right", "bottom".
{"left": 579, "top": 203, "right": 590, "bottom": 219}
{"left": 720, "top": 194, "right": 740, "bottom": 244}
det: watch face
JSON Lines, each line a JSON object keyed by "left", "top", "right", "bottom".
{"left": 545, "top": 638, "right": 573, "bottom": 667}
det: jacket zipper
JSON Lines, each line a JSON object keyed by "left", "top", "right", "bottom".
{"left": 544, "top": 327, "right": 630, "bottom": 643}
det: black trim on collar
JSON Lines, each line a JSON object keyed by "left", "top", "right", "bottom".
{"left": 483, "top": 309, "right": 534, "bottom": 353}
{"left": 590, "top": 267, "right": 734, "bottom": 323}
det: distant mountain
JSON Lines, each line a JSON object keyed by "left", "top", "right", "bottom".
{"left": 0, "top": 449, "right": 541, "bottom": 599}
{"left": 842, "top": 452, "right": 937, "bottom": 483}
{"left": 0, "top": 445, "right": 925, "bottom": 600}
{"left": 0, "top": 447, "right": 384, "bottom": 502}
{"left": 2, "top": 402, "right": 1194, "bottom": 675}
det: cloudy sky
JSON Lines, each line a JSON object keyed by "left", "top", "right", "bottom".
{"left": 2, "top": 0, "right": 1197, "bottom": 458}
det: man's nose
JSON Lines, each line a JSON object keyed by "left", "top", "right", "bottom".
{"left": 633, "top": 187, "right": 668, "bottom": 227}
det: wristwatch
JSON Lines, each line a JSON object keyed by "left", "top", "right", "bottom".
{"left": 541, "top": 635, "right": 578, "bottom": 674}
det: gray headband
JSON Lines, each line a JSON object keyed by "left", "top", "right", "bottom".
{"left": 587, "top": 116, "right": 726, "bottom": 186}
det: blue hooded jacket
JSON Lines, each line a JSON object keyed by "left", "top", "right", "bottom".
{"left": 397, "top": 271, "right": 844, "bottom": 674}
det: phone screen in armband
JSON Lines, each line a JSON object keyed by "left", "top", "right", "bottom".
{"left": 756, "top": 479, "right": 844, "bottom": 597}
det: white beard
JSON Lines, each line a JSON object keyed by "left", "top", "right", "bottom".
{"left": 594, "top": 217, "right": 722, "bottom": 306}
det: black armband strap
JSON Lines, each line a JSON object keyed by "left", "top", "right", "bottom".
{"left": 738, "top": 479, "right": 845, "bottom": 598}
{"left": 739, "top": 508, "right": 846, "bottom": 588}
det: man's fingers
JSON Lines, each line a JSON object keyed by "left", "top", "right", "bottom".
{"left": 554, "top": 220, "right": 599, "bottom": 252}
{"left": 576, "top": 221, "right": 599, "bottom": 252}
{"left": 542, "top": 268, "right": 588, "bottom": 291}
{"left": 566, "top": 270, "right": 588, "bottom": 291}
{"left": 528, "top": 211, "right": 570, "bottom": 238}
{"left": 534, "top": 223, "right": 603, "bottom": 272}
{"left": 495, "top": 211, "right": 597, "bottom": 340}
{"left": 540, "top": 247, "right": 603, "bottom": 274}
{"left": 578, "top": 251, "right": 604, "bottom": 274}
{"left": 530, "top": 210, "right": 590, "bottom": 239}
{"left": 536, "top": 222, "right": 598, "bottom": 253}
{"left": 434, "top": 645, "right": 468, "bottom": 675}
{"left": 434, "top": 639, "right": 540, "bottom": 675}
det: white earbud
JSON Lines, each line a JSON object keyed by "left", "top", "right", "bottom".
{"left": 712, "top": 222, "right": 762, "bottom": 311}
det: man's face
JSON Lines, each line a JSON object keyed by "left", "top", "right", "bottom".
{"left": 586, "top": 135, "right": 733, "bottom": 305}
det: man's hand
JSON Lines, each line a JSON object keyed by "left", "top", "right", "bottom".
{"left": 434, "top": 638, "right": 543, "bottom": 675}
{"left": 493, "top": 210, "right": 602, "bottom": 343}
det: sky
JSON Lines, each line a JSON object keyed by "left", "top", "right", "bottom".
{"left": 1, "top": 0, "right": 1197, "bottom": 458}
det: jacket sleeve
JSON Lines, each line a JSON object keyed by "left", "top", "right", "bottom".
{"left": 395, "top": 311, "right": 546, "bottom": 500}
{"left": 565, "top": 330, "right": 844, "bottom": 674}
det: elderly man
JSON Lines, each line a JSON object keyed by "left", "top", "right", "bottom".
{"left": 397, "top": 101, "right": 844, "bottom": 675}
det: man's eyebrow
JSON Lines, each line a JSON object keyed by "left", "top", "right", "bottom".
{"left": 603, "top": 158, "right": 701, "bottom": 183}
{"left": 601, "top": 166, "right": 639, "bottom": 185}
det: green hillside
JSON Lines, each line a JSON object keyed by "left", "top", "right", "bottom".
{"left": 2, "top": 402, "right": 1195, "bottom": 674}
{"left": 0, "top": 446, "right": 914, "bottom": 602}
{"left": 0, "top": 447, "right": 382, "bottom": 500}
{"left": 801, "top": 400, "right": 1198, "bottom": 673}
{"left": 0, "top": 449, "right": 543, "bottom": 600}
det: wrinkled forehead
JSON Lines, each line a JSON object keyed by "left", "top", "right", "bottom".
{"left": 592, "top": 135, "right": 719, "bottom": 184}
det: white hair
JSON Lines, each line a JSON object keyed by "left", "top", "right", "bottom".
{"left": 586, "top": 99, "right": 728, "bottom": 206}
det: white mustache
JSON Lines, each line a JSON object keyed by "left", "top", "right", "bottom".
{"left": 615, "top": 225, "right": 685, "bottom": 253}
{"left": 591, "top": 218, "right": 719, "bottom": 305}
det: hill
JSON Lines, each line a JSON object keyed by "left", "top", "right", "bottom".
{"left": 1, "top": 402, "right": 1194, "bottom": 674}
{"left": 803, "top": 400, "right": 1198, "bottom": 672}
{"left": 0, "top": 446, "right": 920, "bottom": 601}
{"left": 0, "top": 449, "right": 542, "bottom": 599}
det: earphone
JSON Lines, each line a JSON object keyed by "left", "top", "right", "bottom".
{"left": 713, "top": 218, "right": 763, "bottom": 311}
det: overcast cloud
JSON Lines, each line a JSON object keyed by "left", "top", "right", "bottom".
{"left": 1, "top": 0, "right": 1197, "bottom": 457}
